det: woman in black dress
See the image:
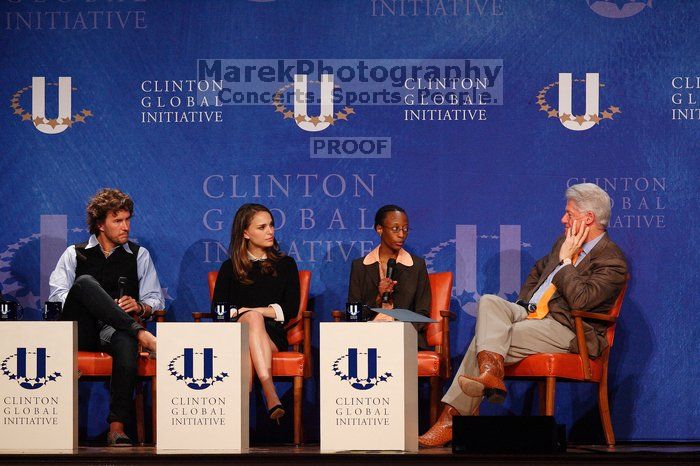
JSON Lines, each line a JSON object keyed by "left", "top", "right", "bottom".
{"left": 211, "top": 203, "right": 300, "bottom": 421}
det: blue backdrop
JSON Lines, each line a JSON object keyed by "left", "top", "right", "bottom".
{"left": 1, "top": 0, "right": 698, "bottom": 443}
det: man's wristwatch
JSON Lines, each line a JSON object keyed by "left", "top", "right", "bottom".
{"left": 559, "top": 258, "right": 572, "bottom": 266}
{"left": 137, "top": 301, "right": 146, "bottom": 317}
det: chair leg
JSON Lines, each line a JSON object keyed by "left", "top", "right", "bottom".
{"left": 598, "top": 373, "right": 615, "bottom": 446}
{"left": 135, "top": 381, "right": 145, "bottom": 445}
{"left": 152, "top": 376, "right": 157, "bottom": 445}
{"left": 544, "top": 377, "right": 556, "bottom": 416}
{"left": 429, "top": 377, "right": 442, "bottom": 425}
{"left": 293, "top": 376, "right": 303, "bottom": 446}
{"left": 538, "top": 381, "right": 547, "bottom": 416}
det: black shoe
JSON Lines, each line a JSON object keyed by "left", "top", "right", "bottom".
{"left": 107, "top": 431, "right": 133, "bottom": 447}
{"left": 268, "top": 404, "right": 285, "bottom": 424}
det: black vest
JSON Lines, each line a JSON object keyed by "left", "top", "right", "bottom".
{"left": 74, "top": 241, "right": 140, "bottom": 300}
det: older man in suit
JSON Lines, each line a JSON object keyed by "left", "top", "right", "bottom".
{"left": 419, "top": 183, "right": 628, "bottom": 447}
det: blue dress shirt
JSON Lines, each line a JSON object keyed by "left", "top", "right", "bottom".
{"left": 48, "top": 234, "right": 165, "bottom": 312}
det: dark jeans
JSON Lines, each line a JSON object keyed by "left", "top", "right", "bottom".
{"left": 61, "top": 275, "right": 144, "bottom": 424}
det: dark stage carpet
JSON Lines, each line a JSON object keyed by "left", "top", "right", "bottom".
{"left": 1, "top": 443, "right": 699, "bottom": 465}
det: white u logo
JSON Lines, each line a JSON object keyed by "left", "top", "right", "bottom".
{"left": 32, "top": 76, "right": 72, "bottom": 135}
{"left": 293, "top": 73, "right": 334, "bottom": 132}
{"left": 558, "top": 72, "right": 599, "bottom": 132}
{"left": 455, "top": 225, "right": 522, "bottom": 315}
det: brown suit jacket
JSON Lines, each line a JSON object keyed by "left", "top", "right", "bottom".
{"left": 517, "top": 233, "right": 628, "bottom": 358}
{"left": 347, "top": 254, "right": 432, "bottom": 349}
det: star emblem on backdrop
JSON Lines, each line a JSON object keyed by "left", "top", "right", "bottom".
{"left": 536, "top": 79, "right": 621, "bottom": 126}
{"left": 272, "top": 81, "right": 354, "bottom": 127}
{"left": 9, "top": 82, "right": 94, "bottom": 128}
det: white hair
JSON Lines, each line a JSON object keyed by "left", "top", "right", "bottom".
{"left": 565, "top": 183, "right": 611, "bottom": 228}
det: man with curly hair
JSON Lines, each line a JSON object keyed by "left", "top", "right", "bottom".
{"left": 49, "top": 188, "right": 163, "bottom": 447}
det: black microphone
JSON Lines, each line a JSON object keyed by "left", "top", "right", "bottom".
{"left": 117, "top": 276, "right": 127, "bottom": 299}
{"left": 381, "top": 258, "right": 397, "bottom": 304}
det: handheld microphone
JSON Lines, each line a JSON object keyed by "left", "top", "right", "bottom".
{"left": 381, "top": 258, "right": 397, "bottom": 304}
{"left": 118, "top": 277, "right": 127, "bottom": 299}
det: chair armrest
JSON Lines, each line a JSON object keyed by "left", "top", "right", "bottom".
{"left": 135, "top": 309, "right": 166, "bottom": 325}
{"left": 571, "top": 309, "right": 616, "bottom": 380}
{"left": 331, "top": 310, "right": 343, "bottom": 322}
{"left": 192, "top": 312, "right": 212, "bottom": 323}
{"left": 438, "top": 309, "right": 453, "bottom": 379}
{"left": 284, "top": 315, "right": 301, "bottom": 331}
{"left": 571, "top": 310, "right": 617, "bottom": 323}
{"left": 284, "top": 309, "right": 313, "bottom": 330}
{"left": 573, "top": 315, "right": 592, "bottom": 380}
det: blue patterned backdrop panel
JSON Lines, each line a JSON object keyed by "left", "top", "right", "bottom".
{"left": 1, "top": 0, "right": 698, "bottom": 442}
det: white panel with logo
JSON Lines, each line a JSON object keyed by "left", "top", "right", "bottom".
{"left": 0, "top": 322, "right": 77, "bottom": 452}
{"left": 320, "top": 322, "right": 418, "bottom": 452}
{"left": 157, "top": 323, "right": 249, "bottom": 453}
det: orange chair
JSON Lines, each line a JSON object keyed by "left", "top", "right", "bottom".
{"left": 504, "top": 278, "right": 629, "bottom": 446}
{"left": 421, "top": 272, "right": 455, "bottom": 424}
{"left": 332, "top": 271, "right": 455, "bottom": 425}
{"left": 192, "top": 270, "right": 312, "bottom": 446}
{"left": 77, "top": 310, "right": 166, "bottom": 445}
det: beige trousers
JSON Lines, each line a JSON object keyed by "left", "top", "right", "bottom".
{"left": 442, "top": 294, "right": 575, "bottom": 415}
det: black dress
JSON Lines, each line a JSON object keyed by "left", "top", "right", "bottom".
{"left": 211, "top": 255, "right": 300, "bottom": 351}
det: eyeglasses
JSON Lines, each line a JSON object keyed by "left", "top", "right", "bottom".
{"left": 383, "top": 225, "right": 410, "bottom": 234}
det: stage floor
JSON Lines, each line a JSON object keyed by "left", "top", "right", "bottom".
{"left": 1, "top": 443, "right": 699, "bottom": 465}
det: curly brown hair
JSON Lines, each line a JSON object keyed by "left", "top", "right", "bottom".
{"left": 86, "top": 188, "right": 134, "bottom": 235}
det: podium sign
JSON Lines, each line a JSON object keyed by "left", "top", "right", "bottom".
{"left": 157, "top": 323, "right": 249, "bottom": 453}
{"left": 0, "top": 322, "right": 77, "bottom": 452}
{"left": 320, "top": 322, "right": 418, "bottom": 451}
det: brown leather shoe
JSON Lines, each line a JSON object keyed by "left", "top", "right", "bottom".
{"left": 418, "top": 404, "right": 459, "bottom": 448}
{"left": 458, "top": 351, "right": 507, "bottom": 404}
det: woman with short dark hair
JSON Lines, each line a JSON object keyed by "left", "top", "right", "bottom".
{"left": 347, "top": 205, "right": 431, "bottom": 348}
